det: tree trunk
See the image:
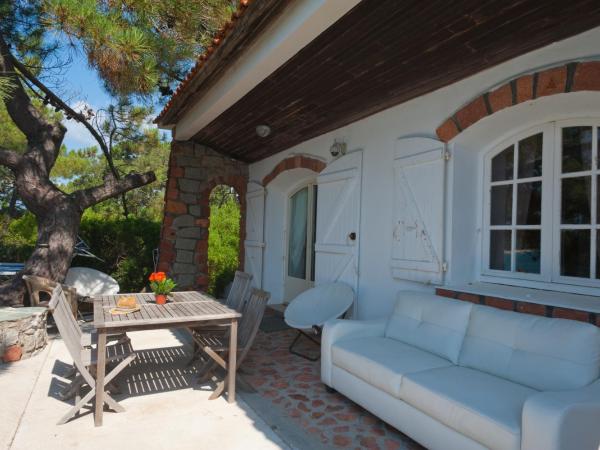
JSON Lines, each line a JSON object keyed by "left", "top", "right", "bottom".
{"left": 0, "top": 156, "right": 81, "bottom": 306}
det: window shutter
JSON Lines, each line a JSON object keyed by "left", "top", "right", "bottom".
{"left": 244, "top": 182, "right": 265, "bottom": 288}
{"left": 391, "top": 137, "right": 447, "bottom": 284}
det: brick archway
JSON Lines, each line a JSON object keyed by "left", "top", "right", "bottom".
{"left": 262, "top": 155, "right": 326, "bottom": 186}
{"left": 436, "top": 60, "right": 600, "bottom": 143}
{"left": 158, "top": 141, "right": 248, "bottom": 291}
{"left": 199, "top": 176, "right": 247, "bottom": 289}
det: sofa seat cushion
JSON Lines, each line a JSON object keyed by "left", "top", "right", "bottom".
{"left": 332, "top": 336, "right": 453, "bottom": 397}
{"left": 401, "top": 366, "right": 537, "bottom": 450}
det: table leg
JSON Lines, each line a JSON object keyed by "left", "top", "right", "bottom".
{"left": 228, "top": 318, "right": 237, "bottom": 403}
{"left": 94, "top": 329, "right": 107, "bottom": 427}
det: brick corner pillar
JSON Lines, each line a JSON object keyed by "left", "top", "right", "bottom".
{"left": 159, "top": 140, "right": 248, "bottom": 291}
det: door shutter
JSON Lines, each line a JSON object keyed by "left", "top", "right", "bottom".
{"left": 391, "top": 137, "right": 447, "bottom": 284}
{"left": 315, "top": 151, "right": 362, "bottom": 307}
{"left": 244, "top": 182, "right": 265, "bottom": 288}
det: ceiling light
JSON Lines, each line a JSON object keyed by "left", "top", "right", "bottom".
{"left": 256, "top": 124, "right": 271, "bottom": 138}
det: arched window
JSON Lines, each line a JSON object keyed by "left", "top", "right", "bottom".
{"left": 483, "top": 119, "right": 600, "bottom": 290}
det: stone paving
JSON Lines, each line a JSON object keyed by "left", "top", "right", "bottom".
{"left": 243, "top": 328, "right": 424, "bottom": 450}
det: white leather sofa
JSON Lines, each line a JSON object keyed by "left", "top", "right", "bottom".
{"left": 321, "top": 291, "right": 600, "bottom": 450}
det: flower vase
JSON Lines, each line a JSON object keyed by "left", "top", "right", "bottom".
{"left": 155, "top": 294, "right": 167, "bottom": 305}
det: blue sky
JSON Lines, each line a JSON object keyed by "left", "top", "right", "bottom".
{"left": 57, "top": 46, "right": 167, "bottom": 151}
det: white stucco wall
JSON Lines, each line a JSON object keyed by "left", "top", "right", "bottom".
{"left": 248, "top": 27, "right": 600, "bottom": 319}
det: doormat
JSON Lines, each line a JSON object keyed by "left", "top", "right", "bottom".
{"left": 260, "top": 315, "right": 290, "bottom": 333}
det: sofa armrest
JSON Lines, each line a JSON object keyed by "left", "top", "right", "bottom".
{"left": 522, "top": 379, "right": 600, "bottom": 450}
{"left": 321, "top": 318, "right": 387, "bottom": 386}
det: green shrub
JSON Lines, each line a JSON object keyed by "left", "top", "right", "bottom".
{"left": 73, "top": 215, "right": 161, "bottom": 292}
{"left": 208, "top": 190, "right": 240, "bottom": 297}
{"left": 0, "top": 212, "right": 36, "bottom": 261}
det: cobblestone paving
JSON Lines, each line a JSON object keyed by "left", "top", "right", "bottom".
{"left": 243, "top": 329, "right": 425, "bottom": 450}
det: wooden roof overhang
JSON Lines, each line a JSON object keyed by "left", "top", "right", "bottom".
{"left": 160, "top": 0, "right": 600, "bottom": 163}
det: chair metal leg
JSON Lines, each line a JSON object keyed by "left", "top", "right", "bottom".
{"left": 288, "top": 329, "right": 321, "bottom": 361}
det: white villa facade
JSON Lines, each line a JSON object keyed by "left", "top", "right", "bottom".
{"left": 157, "top": 0, "right": 600, "bottom": 322}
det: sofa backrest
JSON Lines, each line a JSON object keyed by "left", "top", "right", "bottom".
{"left": 385, "top": 292, "right": 472, "bottom": 363}
{"left": 459, "top": 304, "right": 600, "bottom": 391}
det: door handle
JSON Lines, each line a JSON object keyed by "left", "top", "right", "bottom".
{"left": 348, "top": 232, "right": 356, "bottom": 241}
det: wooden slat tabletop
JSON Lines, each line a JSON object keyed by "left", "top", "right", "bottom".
{"left": 93, "top": 291, "right": 240, "bottom": 330}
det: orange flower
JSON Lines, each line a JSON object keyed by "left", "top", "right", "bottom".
{"left": 150, "top": 272, "right": 167, "bottom": 282}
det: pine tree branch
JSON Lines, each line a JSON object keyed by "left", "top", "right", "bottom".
{"left": 0, "top": 147, "right": 21, "bottom": 169}
{"left": 0, "top": 34, "right": 65, "bottom": 171}
{"left": 71, "top": 171, "right": 156, "bottom": 210}
{"left": 8, "top": 52, "right": 123, "bottom": 182}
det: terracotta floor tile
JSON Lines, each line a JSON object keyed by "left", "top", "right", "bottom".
{"left": 244, "top": 329, "right": 424, "bottom": 449}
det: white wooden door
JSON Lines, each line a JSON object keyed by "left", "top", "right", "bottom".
{"left": 244, "top": 182, "right": 265, "bottom": 288}
{"left": 391, "top": 137, "right": 447, "bottom": 284}
{"left": 315, "top": 151, "right": 362, "bottom": 308}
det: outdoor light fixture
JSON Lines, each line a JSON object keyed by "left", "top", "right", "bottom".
{"left": 329, "top": 139, "right": 347, "bottom": 158}
{"left": 255, "top": 124, "right": 271, "bottom": 138}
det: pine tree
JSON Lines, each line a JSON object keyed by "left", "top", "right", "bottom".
{"left": 0, "top": 0, "right": 234, "bottom": 305}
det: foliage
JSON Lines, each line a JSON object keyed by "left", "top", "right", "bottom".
{"left": 2, "top": 0, "right": 235, "bottom": 98}
{"left": 50, "top": 106, "right": 171, "bottom": 221}
{"left": 0, "top": 211, "right": 160, "bottom": 291}
{"left": 73, "top": 213, "right": 161, "bottom": 292}
{"left": 0, "top": 212, "right": 37, "bottom": 261}
{"left": 149, "top": 271, "right": 176, "bottom": 295}
{"left": 207, "top": 185, "right": 240, "bottom": 297}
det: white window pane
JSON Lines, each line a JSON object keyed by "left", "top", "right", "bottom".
{"left": 490, "top": 185, "right": 512, "bottom": 225}
{"left": 516, "top": 230, "right": 540, "bottom": 274}
{"left": 491, "top": 145, "right": 514, "bottom": 181}
{"left": 561, "top": 176, "right": 591, "bottom": 224}
{"left": 517, "top": 181, "right": 542, "bottom": 225}
{"left": 562, "top": 126, "right": 592, "bottom": 173}
{"left": 518, "top": 133, "right": 543, "bottom": 178}
{"left": 490, "top": 230, "right": 511, "bottom": 271}
{"left": 560, "top": 229, "right": 590, "bottom": 278}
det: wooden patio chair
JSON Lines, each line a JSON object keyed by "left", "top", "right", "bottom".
{"left": 188, "top": 271, "right": 252, "bottom": 365}
{"left": 48, "top": 285, "right": 136, "bottom": 425}
{"left": 23, "top": 274, "right": 78, "bottom": 316}
{"left": 223, "top": 271, "right": 253, "bottom": 311}
{"left": 192, "top": 288, "right": 270, "bottom": 400}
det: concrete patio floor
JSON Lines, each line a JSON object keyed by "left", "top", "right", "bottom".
{"left": 0, "top": 328, "right": 292, "bottom": 450}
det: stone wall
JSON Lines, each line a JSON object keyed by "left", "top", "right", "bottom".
{"left": 158, "top": 140, "right": 248, "bottom": 291}
{"left": 0, "top": 307, "right": 48, "bottom": 362}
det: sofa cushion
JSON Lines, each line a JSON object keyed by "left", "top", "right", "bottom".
{"left": 459, "top": 304, "right": 600, "bottom": 391}
{"left": 332, "top": 336, "right": 452, "bottom": 397}
{"left": 385, "top": 292, "right": 472, "bottom": 363}
{"left": 401, "top": 366, "right": 536, "bottom": 450}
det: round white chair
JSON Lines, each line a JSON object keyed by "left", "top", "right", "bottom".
{"left": 64, "top": 267, "right": 120, "bottom": 298}
{"left": 284, "top": 282, "right": 354, "bottom": 360}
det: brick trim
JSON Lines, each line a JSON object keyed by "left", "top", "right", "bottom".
{"left": 262, "top": 155, "right": 326, "bottom": 186}
{"left": 435, "top": 288, "right": 600, "bottom": 327}
{"left": 435, "top": 60, "right": 600, "bottom": 142}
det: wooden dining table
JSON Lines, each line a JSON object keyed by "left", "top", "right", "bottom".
{"left": 92, "top": 291, "right": 241, "bottom": 427}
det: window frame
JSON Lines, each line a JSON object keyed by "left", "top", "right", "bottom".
{"left": 481, "top": 119, "right": 600, "bottom": 291}
{"left": 552, "top": 119, "right": 600, "bottom": 287}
